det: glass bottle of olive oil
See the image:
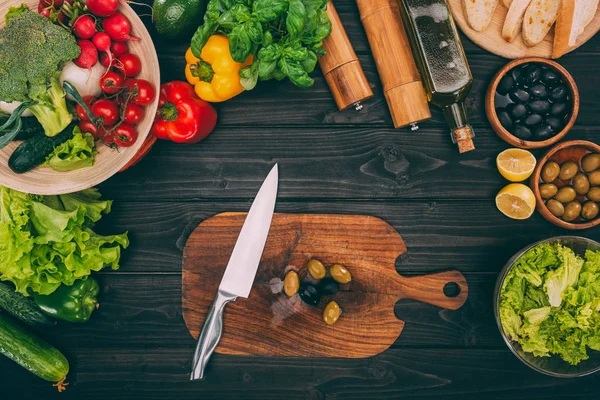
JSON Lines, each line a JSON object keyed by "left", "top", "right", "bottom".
{"left": 398, "top": 0, "right": 475, "bottom": 153}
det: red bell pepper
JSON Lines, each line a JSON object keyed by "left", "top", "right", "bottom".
{"left": 151, "top": 81, "right": 217, "bottom": 143}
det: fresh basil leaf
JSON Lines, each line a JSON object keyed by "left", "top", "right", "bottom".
{"left": 231, "top": 4, "right": 252, "bottom": 22}
{"left": 286, "top": 0, "right": 306, "bottom": 39}
{"left": 314, "top": 8, "right": 332, "bottom": 41}
{"left": 312, "top": 46, "right": 326, "bottom": 56}
{"left": 229, "top": 24, "right": 253, "bottom": 62}
{"left": 191, "top": 23, "right": 218, "bottom": 58}
{"left": 240, "top": 62, "right": 259, "bottom": 90}
{"left": 280, "top": 58, "right": 314, "bottom": 88}
{"left": 253, "top": 0, "right": 288, "bottom": 23}
{"left": 301, "top": 50, "right": 317, "bottom": 73}
{"left": 217, "top": 10, "right": 236, "bottom": 28}
{"left": 246, "top": 19, "right": 263, "bottom": 43}
{"left": 262, "top": 30, "right": 273, "bottom": 46}
{"left": 283, "top": 45, "right": 307, "bottom": 62}
{"left": 258, "top": 44, "right": 282, "bottom": 62}
{"left": 272, "top": 66, "right": 286, "bottom": 81}
{"left": 205, "top": 0, "right": 224, "bottom": 21}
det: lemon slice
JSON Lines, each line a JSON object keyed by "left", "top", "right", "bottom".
{"left": 496, "top": 183, "right": 536, "bottom": 220}
{"left": 496, "top": 148, "right": 537, "bottom": 182}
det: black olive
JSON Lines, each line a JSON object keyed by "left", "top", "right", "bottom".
{"left": 524, "top": 64, "right": 542, "bottom": 84}
{"left": 550, "top": 102, "right": 569, "bottom": 116}
{"left": 529, "top": 100, "right": 551, "bottom": 114}
{"left": 549, "top": 85, "right": 567, "bottom": 101}
{"left": 513, "top": 124, "right": 533, "bottom": 140}
{"left": 317, "top": 278, "right": 340, "bottom": 295}
{"left": 508, "top": 103, "right": 528, "bottom": 120}
{"left": 298, "top": 283, "right": 320, "bottom": 306}
{"left": 545, "top": 116, "right": 564, "bottom": 132}
{"left": 532, "top": 124, "right": 555, "bottom": 140}
{"left": 497, "top": 108, "right": 513, "bottom": 130}
{"left": 510, "top": 68, "right": 523, "bottom": 85}
{"left": 524, "top": 113, "right": 543, "bottom": 127}
{"left": 509, "top": 88, "right": 531, "bottom": 103}
{"left": 529, "top": 83, "right": 548, "bottom": 99}
{"left": 541, "top": 69, "right": 560, "bottom": 86}
{"left": 496, "top": 75, "right": 514, "bottom": 95}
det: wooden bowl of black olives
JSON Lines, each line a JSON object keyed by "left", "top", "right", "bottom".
{"left": 530, "top": 140, "right": 600, "bottom": 230}
{"left": 486, "top": 58, "right": 579, "bottom": 149}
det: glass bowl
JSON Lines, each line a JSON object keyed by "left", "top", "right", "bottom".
{"left": 493, "top": 236, "right": 600, "bottom": 377}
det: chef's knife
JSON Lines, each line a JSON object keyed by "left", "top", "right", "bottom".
{"left": 190, "top": 164, "right": 279, "bottom": 380}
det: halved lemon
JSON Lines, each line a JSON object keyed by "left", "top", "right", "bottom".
{"left": 496, "top": 183, "right": 536, "bottom": 220}
{"left": 496, "top": 148, "right": 537, "bottom": 182}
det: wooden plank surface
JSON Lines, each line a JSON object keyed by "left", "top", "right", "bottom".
{"left": 3, "top": 0, "right": 600, "bottom": 398}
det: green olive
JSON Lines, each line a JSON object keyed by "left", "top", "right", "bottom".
{"left": 563, "top": 201, "right": 582, "bottom": 222}
{"left": 546, "top": 199, "right": 565, "bottom": 217}
{"left": 554, "top": 186, "right": 577, "bottom": 203}
{"left": 588, "top": 187, "right": 600, "bottom": 202}
{"left": 539, "top": 183, "right": 558, "bottom": 199}
{"left": 541, "top": 161, "right": 560, "bottom": 183}
{"left": 572, "top": 173, "right": 590, "bottom": 195}
{"left": 330, "top": 264, "right": 352, "bottom": 284}
{"left": 323, "top": 301, "right": 341, "bottom": 325}
{"left": 589, "top": 170, "right": 600, "bottom": 186}
{"left": 582, "top": 201, "right": 599, "bottom": 220}
{"left": 307, "top": 259, "right": 326, "bottom": 280}
{"left": 283, "top": 271, "right": 300, "bottom": 297}
{"left": 559, "top": 161, "right": 579, "bottom": 181}
{"left": 582, "top": 153, "right": 600, "bottom": 173}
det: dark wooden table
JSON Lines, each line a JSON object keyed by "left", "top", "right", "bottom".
{"left": 4, "top": 1, "right": 600, "bottom": 398}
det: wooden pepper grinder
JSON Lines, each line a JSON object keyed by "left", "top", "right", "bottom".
{"left": 356, "top": 0, "right": 431, "bottom": 129}
{"left": 319, "top": 2, "right": 373, "bottom": 111}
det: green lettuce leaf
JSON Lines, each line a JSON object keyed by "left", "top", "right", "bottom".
{"left": 544, "top": 245, "right": 583, "bottom": 307}
{"left": 0, "top": 186, "right": 128, "bottom": 295}
{"left": 45, "top": 128, "right": 96, "bottom": 172}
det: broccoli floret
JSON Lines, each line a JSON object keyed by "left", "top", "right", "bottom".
{"left": 0, "top": 8, "right": 80, "bottom": 137}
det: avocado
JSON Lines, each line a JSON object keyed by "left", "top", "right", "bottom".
{"left": 153, "top": 0, "right": 208, "bottom": 40}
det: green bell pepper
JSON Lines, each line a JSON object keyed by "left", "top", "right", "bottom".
{"left": 33, "top": 278, "right": 100, "bottom": 323}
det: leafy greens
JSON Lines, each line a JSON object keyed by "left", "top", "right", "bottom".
{"left": 191, "top": 0, "right": 332, "bottom": 90}
{"left": 0, "top": 186, "right": 128, "bottom": 296}
{"left": 45, "top": 127, "right": 97, "bottom": 172}
{"left": 499, "top": 243, "right": 600, "bottom": 365}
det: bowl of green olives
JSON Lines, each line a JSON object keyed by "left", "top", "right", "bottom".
{"left": 530, "top": 140, "right": 600, "bottom": 229}
{"left": 486, "top": 58, "right": 579, "bottom": 149}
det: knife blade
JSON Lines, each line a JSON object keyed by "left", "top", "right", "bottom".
{"left": 190, "top": 164, "right": 279, "bottom": 380}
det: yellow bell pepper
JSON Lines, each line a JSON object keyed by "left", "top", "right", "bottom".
{"left": 185, "top": 35, "right": 253, "bottom": 103}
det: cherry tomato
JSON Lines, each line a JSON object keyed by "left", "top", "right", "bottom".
{"left": 125, "top": 79, "right": 156, "bottom": 106}
{"left": 111, "top": 41, "right": 128, "bottom": 56}
{"left": 75, "top": 96, "right": 96, "bottom": 122}
{"left": 91, "top": 99, "right": 120, "bottom": 127}
{"left": 123, "top": 103, "right": 144, "bottom": 125}
{"left": 78, "top": 120, "right": 98, "bottom": 137}
{"left": 118, "top": 53, "right": 142, "bottom": 77}
{"left": 111, "top": 124, "right": 138, "bottom": 147}
{"left": 100, "top": 71, "right": 124, "bottom": 94}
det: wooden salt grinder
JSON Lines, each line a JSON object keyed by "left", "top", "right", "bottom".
{"left": 356, "top": 0, "right": 431, "bottom": 129}
{"left": 319, "top": 2, "right": 373, "bottom": 111}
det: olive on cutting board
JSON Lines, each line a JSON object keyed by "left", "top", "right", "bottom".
{"left": 307, "top": 259, "right": 326, "bottom": 280}
{"left": 323, "top": 301, "right": 341, "bottom": 325}
{"left": 317, "top": 278, "right": 340, "bottom": 295}
{"left": 493, "top": 62, "right": 574, "bottom": 143}
{"left": 284, "top": 270, "right": 300, "bottom": 297}
{"left": 298, "top": 283, "right": 320, "bottom": 306}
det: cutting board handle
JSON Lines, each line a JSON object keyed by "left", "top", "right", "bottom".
{"left": 396, "top": 270, "right": 468, "bottom": 310}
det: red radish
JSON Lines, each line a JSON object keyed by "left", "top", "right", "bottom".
{"left": 102, "top": 12, "right": 139, "bottom": 42}
{"left": 41, "top": 0, "right": 63, "bottom": 7}
{"left": 38, "top": 3, "right": 52, "bottom": 18}
{"left": 118, "top": 53, "right": 142, "bottom": 77}
{"left": 99, "top": 52, "right": 117, "bottom": 68}
{"left": 92, "top": 32, "right": 112, "bottom": 52}
{"left": 72, "top": 15, "right": 96, "bottom": 39}
{"left": 86, "top": 0, "right": 119, "bottom": 17}
{"left": 111, "top": 41, "right": 128, "bottom": 56}
{"left": 74, "top": 40, "right": 98, "bottom": 69}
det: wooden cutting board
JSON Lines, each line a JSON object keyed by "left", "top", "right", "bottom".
{"left": 448, "top": 0, "right": 600, "bottom": 59}
{"left": 182, "top": 213, "right": 468, "bottom": 358}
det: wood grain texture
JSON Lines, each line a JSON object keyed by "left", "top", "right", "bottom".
{"left": 0, "top": 0, "right": 159, "bottom": 195}
{"left": 182, "top": 213, "right": 468, "bottom": 357}
{"left": 448, "top": 0, "right": 600, "bottom": 58}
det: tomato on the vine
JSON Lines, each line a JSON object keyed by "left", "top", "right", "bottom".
{"left": 118, "top": 53, "right": 142, "bottom": 77}
{"left": 75, "top": 96, "right": 96, "bottom": 122}
{"left": 91, "top": 99, "right": 120, "bottom": 127}
{"left": 125, "top": 79, "right": 156, "bottom": 106}
{"left": 111, "top": 124, "right": 138, "bottom": 147}
{"left": 78, "top": 120, "right": 98, "bottom": 138}
{"left": 100, "top": 71, "right": 124, "bottom": 94}
{"left": 123, "top": 103, "right": 144, "bottom": 125}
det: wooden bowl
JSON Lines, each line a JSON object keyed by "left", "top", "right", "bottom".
{"left": 530, "top": 140, "right": 600, "bottom": 230}
{"left": 485, "top": 57, "right": 579, "bottom": 149}
{"left": 0, "top": 0, "right": 160, "bottom": 195}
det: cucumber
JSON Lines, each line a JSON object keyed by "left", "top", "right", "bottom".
{"left": 0, "top": 283, "right": 56, "bottom": 327}
{"left": 0, "top": 116, "right": 44, "bottom": 141}
{"left": 8, "top": 123, "right": 75, "bottom": 174}
{"left": 0, "top": 313, "right": 69, "bottom": 384}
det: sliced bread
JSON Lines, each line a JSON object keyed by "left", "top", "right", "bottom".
{"left": 522, "top": 0, "right": 561, "bottom": 46}
{"left": 553, "top": 0, "right": 599, "bottom": 58}
{"left": 463, "top": 0, "right": 500, "bottom": 31}
{"left": 503, "top": 0, "right": 514, "bottom": 7}
{"left": 502, "top": 0, "right": 533, "bottom": 41}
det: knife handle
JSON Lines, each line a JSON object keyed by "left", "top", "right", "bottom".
{"left": 190, "top": 289, "right": 237, "bottom": 380}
